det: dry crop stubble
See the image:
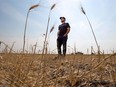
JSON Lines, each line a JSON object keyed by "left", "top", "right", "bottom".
{"left": 0, "top": 53, "right": 116, "bottom": 86}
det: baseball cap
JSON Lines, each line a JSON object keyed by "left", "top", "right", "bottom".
{"left": 60, "top": 17, "right": 66, "bottom": 20}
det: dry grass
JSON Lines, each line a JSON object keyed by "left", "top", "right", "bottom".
{"left": 0, "top": 53, "right": 116, "bottom": 87}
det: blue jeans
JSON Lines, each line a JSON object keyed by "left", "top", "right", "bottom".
{"left": 57, "top": 36, "right": 67, "bottom": 56}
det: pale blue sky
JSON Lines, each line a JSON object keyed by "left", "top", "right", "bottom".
{"left": 0, "top": 0, "right": 116, "bottom": 54}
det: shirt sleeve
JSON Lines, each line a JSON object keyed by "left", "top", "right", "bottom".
{"left": 66, "top": 23, "right": 70, "bottom": 28}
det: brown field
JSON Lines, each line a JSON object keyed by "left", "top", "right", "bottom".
{"left": 0, "top": 53, "right": 116, "bottom": 87}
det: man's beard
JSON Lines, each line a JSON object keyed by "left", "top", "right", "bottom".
{"left": 61, "top": 20, "right": 65, "bottom": 23}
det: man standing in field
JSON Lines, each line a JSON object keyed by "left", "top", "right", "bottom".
{"left": 57, "top": 17, "right": 70, "bottom": 57}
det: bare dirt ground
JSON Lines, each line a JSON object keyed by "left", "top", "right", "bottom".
{"left": 0, "top": 53, "right": 116, "bottom": 87}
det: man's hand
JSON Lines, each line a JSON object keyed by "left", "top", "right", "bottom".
{"left": 63, "top": 34, "right": 67, "bottom": 37}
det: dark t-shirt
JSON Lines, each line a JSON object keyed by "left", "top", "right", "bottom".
{"left": 58, "top": 23, "right": 70, "bottom": 37}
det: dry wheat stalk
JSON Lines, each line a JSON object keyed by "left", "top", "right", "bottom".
{"left": 23, "top": 4, "right": 40, "bottom": 53}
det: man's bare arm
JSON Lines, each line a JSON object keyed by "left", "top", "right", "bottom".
{"left": 57, "top": 30, "right": 60, "bottom": 37}
{"left": 64, "top": 27, "right": 70, "bottom": 37}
